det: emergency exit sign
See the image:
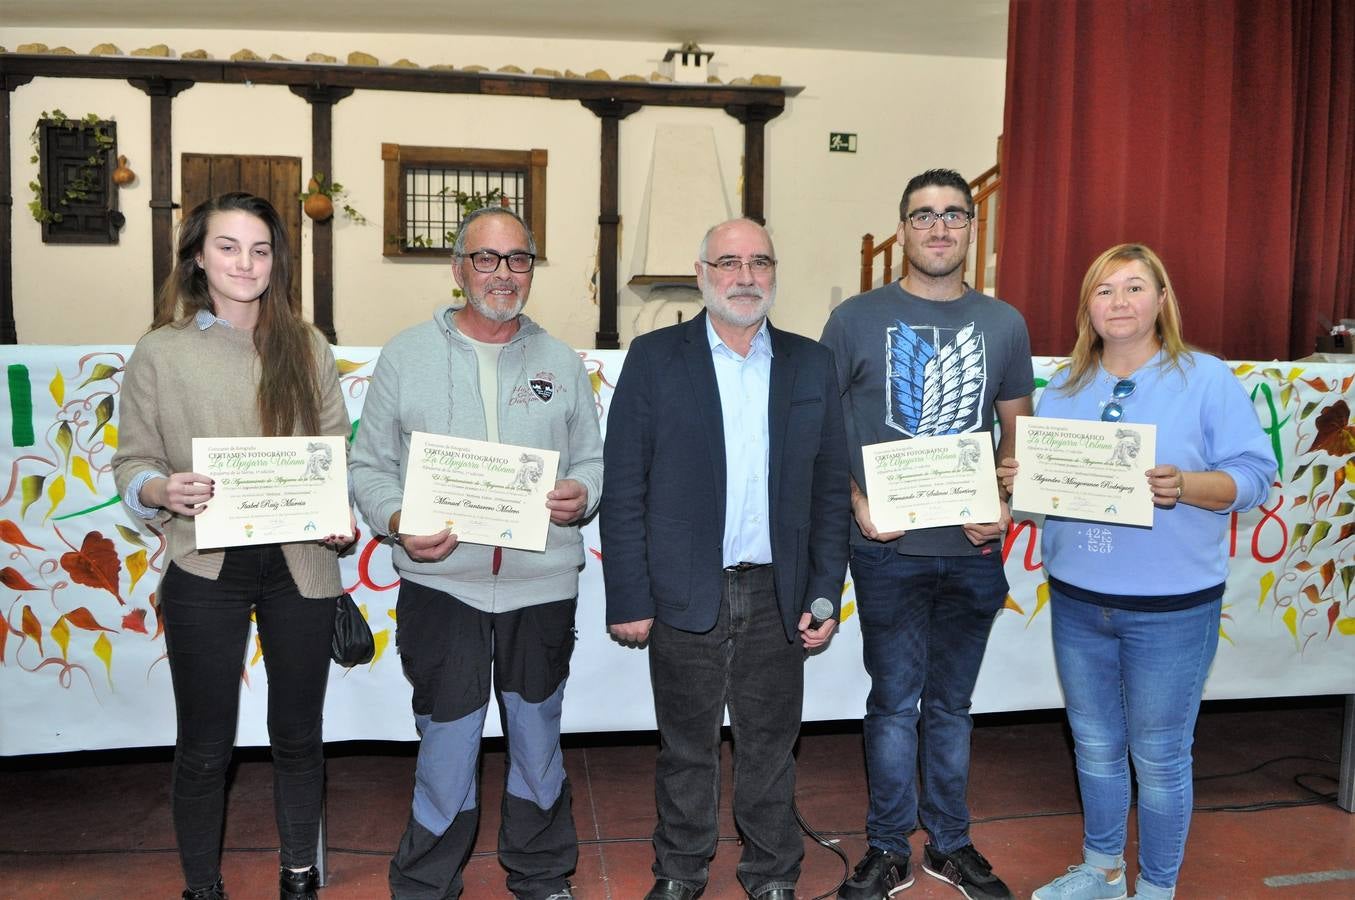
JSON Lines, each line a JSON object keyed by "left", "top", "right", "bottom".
{"left": 829, "top": 132, "right": 857, "bottom": 153}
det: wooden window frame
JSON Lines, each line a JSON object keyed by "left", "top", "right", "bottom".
{"left": 382, "top": 143, "right": 547, "bottom": 260}
{"left": 37, "top": 119, "right": 120, "bottom": 245}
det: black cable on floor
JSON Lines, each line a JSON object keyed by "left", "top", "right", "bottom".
{"left": 795, "top": 799, "right": 851, "bottom": 900}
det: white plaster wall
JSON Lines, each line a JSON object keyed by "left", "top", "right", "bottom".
{"left": 2, "top": 27, "right": 1005, "bottom": 347}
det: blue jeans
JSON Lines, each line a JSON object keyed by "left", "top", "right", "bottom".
{"left": 1050, "top": 587, "right": 1221, "bottom": 895}
{"left": 851, "top": 545, "right": 1008, "bottom": 857}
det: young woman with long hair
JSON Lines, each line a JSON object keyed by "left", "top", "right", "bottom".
{"left": 113, "top": 192, "right": 352, "bottom": 900}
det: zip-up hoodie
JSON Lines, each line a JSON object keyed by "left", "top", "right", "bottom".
{"left": 351, "top": 305, "right": 603, "bottom": 612}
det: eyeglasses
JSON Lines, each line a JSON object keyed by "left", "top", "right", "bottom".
{"left": 461, "top": 249, "right": 536, "bottom": 274}
{"left": 1100, "top": 378, "right": 1136, "bottom": 422}
{"left": 701, "top": 256, "right": 777, "bottom": 274}
{"left": 906, "top": 210, "right": 973, "bottom": 230}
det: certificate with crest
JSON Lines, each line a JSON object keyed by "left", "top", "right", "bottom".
{"left": 861, "top": 433, "right": 1001, "bottom": 531}
{"left": 192, "top": 436, "right": 350, "bottom": 549}
{"left": 400, "top": 432, "right": 559, "bottom": 552}
{"left": 1011, "top": 417, "right": 1156, "bottom": 526}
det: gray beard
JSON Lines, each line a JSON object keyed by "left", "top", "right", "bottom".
{"left": 702, "top": 284, "right": 775, "bottom": 329}
{"left": 467, "top": 291, "right": 525, "bottom": 323}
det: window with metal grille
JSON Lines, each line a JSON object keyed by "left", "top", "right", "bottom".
{"left": 35, "top": 118, "right": 122, "bottom": 245}
{"left": 382, "top": 144, "right": 547, "bottom": 259}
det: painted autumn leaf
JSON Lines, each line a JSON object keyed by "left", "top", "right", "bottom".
{"left": 71, "top": 456, "right": 96, "bottom": 493}
{"left": 52, "top": 615, "right": 71, "bottom": 659}
{"left": 149, "top": 591, "right": 163, "bottom": 639}
{"left": 55, "top": 421, "right": 73, "bottom": 466}
{"left": 334, "top": 358, "right": 369, "bottom": 375}
{"left": 126, "top": 549, "right": 148, "bottom": 593}
{"left": 63, "top": 607, "right": 115, "bottom": 632}
{"left": 59, "top": 531, "right": 124, "bottom": 605}
{"left": 0, "top": 567, "right": 40, "bottom": 591}
{"left": 43, "top": 475, "right": 66, "bottom": 523}
{"left": 49, "top": 370, "right": 64, "bottom": 406}
{"left": 21, "top": 604, "right": 43, "bottom": 655}
{"left": 1306, "top": 400, "right": 1355, "bottom": 455}
{"left": 115, "top": 524, "right": 147, "bottom": 548}
{"left": 93, "top": 632, "right": 113, "bottom": 688}
{"left": 0, "top": 519, "right": 44, "bottom": 550}
{"left": 77, "top": 363, "right": 121, "bottom": 389}
{"left": 92, "top": 396, "right": 115, "bottom": 434}
{"left": 121, "top": 608, "right": 148, "bottom": 634}
{"left": 20, "top": 474, "right": 45, "bottom": 516}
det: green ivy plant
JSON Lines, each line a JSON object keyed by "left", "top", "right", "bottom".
{"left": 28, "top": 110, "right": 116, "bottom": 224}
{"left": 395, "top": 187, "right": 505, "bottom": 251}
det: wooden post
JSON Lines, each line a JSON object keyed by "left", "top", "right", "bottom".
{"left": 724, "top": 104, "right": 784, "bottom": 225}
{"left": 580, "top": 99, "right": 640, "bottom": 350}
{"left": 0, "top": 75, "right": 34, "bottom": 343}
{"left": 129, "top": 77, "right": 194, "bottom": 317}
{"left": 289, "top": 85, "right": 354, "bottom": 343}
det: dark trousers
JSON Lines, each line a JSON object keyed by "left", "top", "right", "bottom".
{"left": 160, "top": 545, "right": 335, "bottom": 890}
{"left": 389, "top": 581, "right": 578, "bottom": 900}
{"left": 648, "top": 565, "right": 805, "bottom": 897}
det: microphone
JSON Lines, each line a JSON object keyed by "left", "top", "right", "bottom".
{"left": 808, "top": 597, "right": 835, "bottom": 630}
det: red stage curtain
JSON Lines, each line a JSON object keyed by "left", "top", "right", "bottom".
{"left": 998, "top": 0, "right": 1354, "bottom": 361}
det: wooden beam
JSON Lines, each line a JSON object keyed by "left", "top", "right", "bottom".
{"left": 128, "top": 77, "right": 194, "bottom": 318}
{"left": 724, "top": 104, "right": 784, "bottom": 225}
{"left": 0, "top": 54, "right": 798, "bottom": 110}
{"left": 289, "top": 85, "right": 354, "bottom": 344}
{"left": 0, "top": 74, "right": 34, "bottom": 344}
{"left": 581, "top": 99, "right": 640, "bottom": 350}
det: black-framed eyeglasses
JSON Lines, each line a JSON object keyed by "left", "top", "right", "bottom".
{"left": 701, "top": 256, "right": 777, "bottom": 274}
{"left": 1100, "top": 378, "right": 1136, "bottom": 422}
{"left": 461, "top": 249, "right": 536, "bottom": 274}
{"left": 906, "top": 210, "right": 973, "bottom": 230}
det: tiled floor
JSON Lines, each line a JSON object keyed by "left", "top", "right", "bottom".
{"left": 1, "top": 698, "right": 1351, "bottom": 899}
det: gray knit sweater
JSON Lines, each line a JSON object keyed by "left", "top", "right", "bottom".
{"left": 112, "top": 320, "right": 349, "bottom": 599}
{"left": 350, "top": 305, "right": 603, "bottom": 612}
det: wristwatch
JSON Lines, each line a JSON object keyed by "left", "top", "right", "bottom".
{"left": 385, "top": 532, "right": 404, "bottom": 547}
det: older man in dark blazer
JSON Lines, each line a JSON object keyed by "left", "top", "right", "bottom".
{"left": 601, "top": 218, "right": 851, "bottom": 900}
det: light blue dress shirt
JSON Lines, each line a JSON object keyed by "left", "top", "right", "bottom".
{"left": 706, "top": 314, "right": 774, "bottom": 567}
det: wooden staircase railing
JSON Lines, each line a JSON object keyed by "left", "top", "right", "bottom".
{"left": 859, "top": 162, "right": 1001, "bottom": 294}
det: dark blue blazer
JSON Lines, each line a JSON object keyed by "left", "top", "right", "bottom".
{"left": 600, "top": 312, "right": 851, "bottom": 641}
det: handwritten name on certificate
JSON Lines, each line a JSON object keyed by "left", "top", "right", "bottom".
{"left": 192, "top": 436, "right": 349, "bottom": 549}
{"left": 400, "top": 433, "right": 560, "bottom": 552}
{"left": 1012, "top": 417, "right": 1156, "bottom": 527}
{"left": 862, "top": 433, "right": 1001, "bottom": 532}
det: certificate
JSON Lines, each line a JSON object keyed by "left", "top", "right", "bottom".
{"left": 861, "top": 433, "right": 1001, "bottom": 531}
{"left": 192, "top": 436, "right": 349, "bottom": 549}
{"left": 400, "top": 432, "right": 559, "bottom": 552}
{"left": 1011, "top": 416, "right": 1156, "bottom": 526}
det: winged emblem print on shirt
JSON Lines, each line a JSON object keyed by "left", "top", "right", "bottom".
{"left": 884, "top": 321, "right": 986, "bottom": 436}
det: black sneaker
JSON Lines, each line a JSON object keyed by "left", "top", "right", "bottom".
{"left": 837, "top": 846, "right": 914, "bottom": 899}
{"left": 921, "top": 843, "right": 1012, "bottom": 900}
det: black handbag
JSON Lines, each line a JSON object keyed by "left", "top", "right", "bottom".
{"left": 331, "top": 592, "right": 375, "bottom": 666}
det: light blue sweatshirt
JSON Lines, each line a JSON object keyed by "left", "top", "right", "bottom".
{"left": 1038, "top": 351, "right": 1275, "bottom": 606}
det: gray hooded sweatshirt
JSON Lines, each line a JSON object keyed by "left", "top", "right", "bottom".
{"left": 351, "top": 305, "right": 603, "bottom": 612}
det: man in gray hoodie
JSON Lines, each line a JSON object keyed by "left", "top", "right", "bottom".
{"left": 351, "top": 207, "right": 603, "bottom": 900}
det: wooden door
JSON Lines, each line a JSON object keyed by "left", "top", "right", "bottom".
{"left": 180, "top": 154, "right": 303, "bottom": 310}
